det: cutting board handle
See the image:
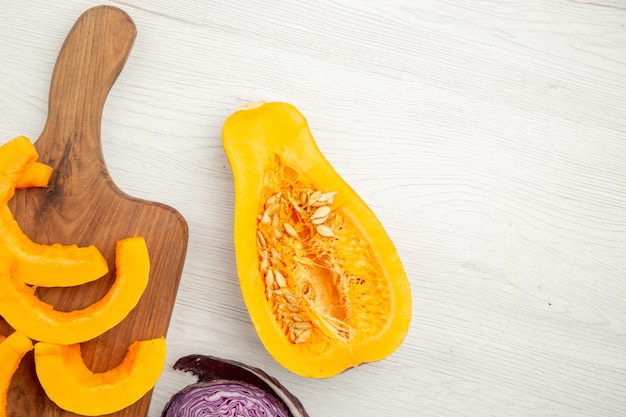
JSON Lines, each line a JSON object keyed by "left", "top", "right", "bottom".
{"left": 38, "top": 5, "right": 136, "bottom": 160}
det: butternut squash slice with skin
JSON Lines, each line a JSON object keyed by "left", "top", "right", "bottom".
{"left": 0, "top": 236, "right": 150, "bottom": 345}
{"left": 222, "top": 101, "right": 412, "bottom": 378}
{"left": 0, "top": 136, "right": 108, "bottom": 287}
{"left": 0, "top": 331, "right": 34, "bottom": 417}
{"left": 34, "top": 337, "right": 166, "bottom": 416}
{"left": 0, "top": 205, "right": 109, "bottom": 287}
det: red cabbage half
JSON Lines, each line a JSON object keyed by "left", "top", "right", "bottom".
{"left": 162, "top": 355, "right": 310, "bottom": 417}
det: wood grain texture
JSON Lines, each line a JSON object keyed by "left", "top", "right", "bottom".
{"left": 1, "top": 1, "right": 625, "bottom": 417}
{"left": 1, "top": 5, "right": 188, "bottom": 417}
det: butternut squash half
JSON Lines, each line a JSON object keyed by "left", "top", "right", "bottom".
{"left": 0, "top": 236, "right": 150, "bottom": 344}
{"left": 222, "top": 101, "right": 412, "bottom": 378}
{"left": 0, "top": 331, "right": 33, "bottom": 417}
{"left": 34, "top": 337, "right": 166, "bottom": 416}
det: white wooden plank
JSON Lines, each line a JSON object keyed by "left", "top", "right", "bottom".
{"left": 1, "top": 1, "right": 625, "bottom": 416}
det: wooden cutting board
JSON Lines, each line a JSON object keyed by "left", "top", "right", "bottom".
{"left": 2, "top": 5, "right": 189, "bottom": 417}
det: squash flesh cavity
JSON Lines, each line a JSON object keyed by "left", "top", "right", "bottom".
{"left": 34, "top": 337, "right": 166, "bottom": 416}
{"left": 0, "top": 237, "right": 150, "bottom": 344}
{"left": 256, "top": 155, "right": 392, "bottom": 350}
{"left": 223, "top": 102, "right": 412, "bottom": 378}
{"left": 0, "top": 331, "right": 33, "bottom": 417}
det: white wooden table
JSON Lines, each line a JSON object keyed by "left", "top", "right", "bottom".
{"left": 1, "top": 1, "right": 625, "bottom": 416}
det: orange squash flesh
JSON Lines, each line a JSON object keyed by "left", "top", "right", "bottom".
{"left": 0, "top": 331, "right": 34, "bottom": 417}
{"left": 222, "top": 101, "right": 412, "bottom": 378}
{"left": 15, "top": 162, "right": 53, "bottom": 189}
{"left": 0, "top": 237, "right": 150, "bottom": 344}
{"left": 0, "top": 136, "right": 108, "bottom": 287}
{"left": 0, "top": 136, "right": 39, "bottom": 204}
{"left": 0, "top": 205, "right": 109, "bottom": 287}
{"left": 34, "top": 337, "right": 166, "bottom": 416}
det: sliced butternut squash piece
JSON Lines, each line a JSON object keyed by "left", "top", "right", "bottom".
{"left": 0, "top": 331, "right": 34, "bottom": 417}
{"left": 15, "top": 161, "right": 53, "bottom": 189}
{"left": 0, "top": 237, "right": 150, "bottom": 344}
{"left": 0, "top": 205, "right": 108, "bottom": 287}
{"left": 34, "top": 337, "right": 166, "bottom": 416}
{"left": 0, "top": 136, "right": 38, "bottom": 204}
{"left": 0, "top": 136, "right": 107, "bottom": 287}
